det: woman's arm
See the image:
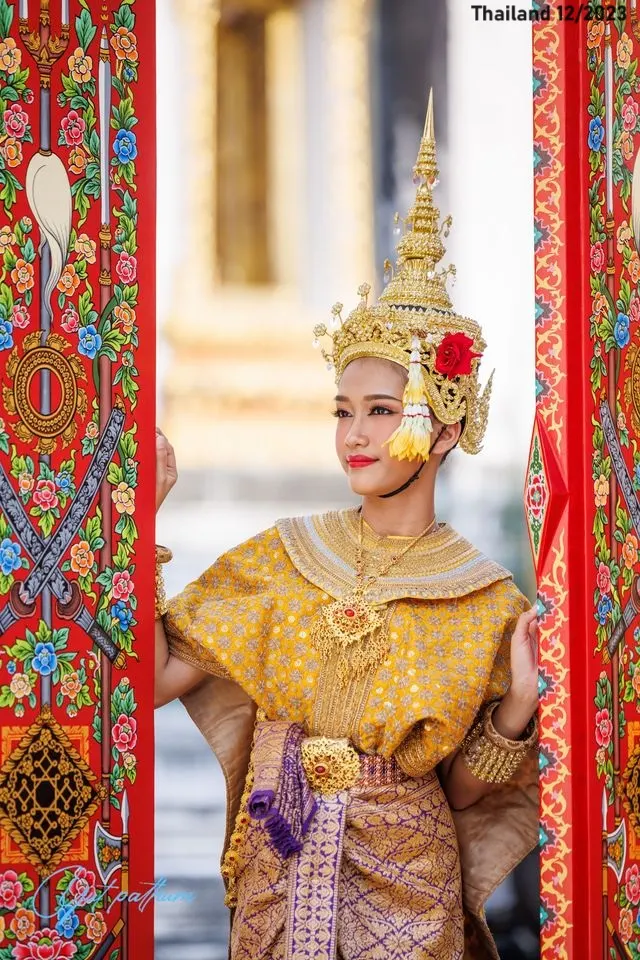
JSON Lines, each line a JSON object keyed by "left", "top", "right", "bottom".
{"left": 440, "top": 606, "right": 539, "bottom": 811}
{"left": 154, "top": 616, "right": 208, "bottom": 708}
{"left": 154, "top": 429, "right": 209, "bottom": 708}
{"left": 439, "top": 688, "right": 536, "bottom": 810}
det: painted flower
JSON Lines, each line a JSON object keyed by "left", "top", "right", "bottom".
{"left": 626, "top": 864, "right": 640, "bottom": 905}
{"left": 618, "top": 412, "right": 628, "bottom": 433}
{"left": 61, "top": 109, "right": 86, "bottom": 147}
{"left": 622, "top": 129, "right": 634, "bottom": 160}
{"left": 0, "top": 869, "right": 23, "bottom": 910}
{"left": 112, "top": 570, "right": 134, "bottom": 601}
{"left": 631, "top": 297, "right": 640, "bottom": 325}
{"left": 123, "top": 63, "right": 135, "bottom": 83}
{"left": 618, "top": 221, "right": 633, "bottom": 252}
{"left": 111, "top": 27, "right": 139, "bottom": 62}
{"left": 3, "top": 103, "right": 28, "bottom": 139}
{"left": 67, "top": 703, "right": 78, "bottom": 717}
{"left": 55, "top": 906, "right": 79, "bottom": 941}
{"left": 596, "top": 746, "right": 606, "bottom": 767}
{"left": 114, "top": 302, "right": 136, "bottom": 334}
{"left": 595, "top": 707, "right": 613, "bottom": 747}
{"left": 594, "top": 474, "right": 609, "bottom": 507}
{"left": 67, "top": 47, "right": 92, "bottom": 84}
{"left": 85, "top": 912, "right": 107, "bottom": 944}
{"left": 70, "top": 540, "right": 94, "bottom": 577}
{"left": 0, "top": 318, "right": 12, "bottom": 350}
{"left": 10, "top": 908, "right": 36, "bottom": 942}
{"left": 112, "top": 481, "right": 135, "bottom": 516}
{"left": 85, "top": 421, "right": 99, "bottom": 440}
{"left": 0, "top": 38, "right": 22, "bottom": 75}
{"left": 74, "top": 233, "right": 96, "bottom": 263}
{"left": 590, "top": 242, "right": 605, "bottom": 273}
{"left": 10, "top": 672, "right": 31, "bottom": 699}
{"left": 615, "top": 312, "right": 631, "bottom": 348}
{"left": 13, "top": 927, "right": 78, "bottom": 959}
{"left": 60, "top": 672, "right": 82, "bottom": 699}
{"left": 620, "top": 906, "right": 634, "bottom": 943}
{"left": 630, "top": 252, "right": 640, "bottom": 286}
{"left": 14, "top": 702, "right": 24, "bottom": 717}
{"left": 622, "top": 533, "right": 639, "bottom": 570}
{"left": 617, "top": 32, "right": 633, "bottom": 69}
{"left": 11, "top": 258, "right": 34, "bottom": 293}
{"left": 23, "top": 88, "right": 33, "bottom": 104}
{"left": 596, "top": 561, "right": 611, "bottom": 595}
{"left": 123, "top": 752, "right": 137, "bottom": 771}
{"left": 112, "top": 712, "right": 138, "bottom": 752}
{"left": 526, "top": 474, "right": 547, "bottom": 522}
{"left": 113, "top": 128, "right": 138, "bottom": 163}
{"left": 18, "top": 471, "right": 34, "bottom": 495}
{"left": 33, "top": 642, "right": 57, "bottom": 677}
{"left": 623, "top": 95, "right": 639, "bottom": 133}
{"left": 60, "top": 306, "right": 79, "bottom": 334}
{"left": 55, "top": 471, "right": 72, "bottom": 496}
{"left": 57, "top": 264, "right": 80, "bottom": 296}
{"left": 111, "top": 600, "right": 133, "bottom": 632}
{"left": 587, "top": 20, "right": 605, "bottom": 48}
{"left": 3, "top": 136, "right": 23, "bottom": 167}
{"left": 597, "top": 594, "right": 613, "bottom": 625}
{"left": 68, "top": 146, "right": 86, "bottom": 175}
{"left": 588, "top": 117, "right": 605, "bottom": 152}
{"left": 633, "top": 669, "right": 640, "bottom": 699}
{"left": 67, "top": 866, "right": 96, "bottom": 909}
{"left": 593, "top": 291, "right": 608, "bottom": 317}
{"left": 0, "top": 225, "right": 14, "bottom": 248}
{"left": 21, "top": 216, "right": 32, "bottom": 231}
{"left": 33, "top": 478, "right": 59, "bottom": 511}
{"left": 12, "top": 305, "right": 30, "bottom": 329}
{"left": 7, "top": 660, "right": 15, "bottom": 674}
{"left": 0, "top": 537, "right": 21, "bottom": 575}
{"left": 78, "top": 324, "right": 102, "bottom": 360}
{"left": 115, "top": 252, "right": 137, "bottom": 285}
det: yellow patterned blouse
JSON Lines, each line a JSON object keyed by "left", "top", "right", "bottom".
{"left": 164, "top": 508, "right": 528, "bottom": 774}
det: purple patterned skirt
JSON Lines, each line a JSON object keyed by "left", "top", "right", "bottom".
{"left": 230, "top": 721, "right": 464, "bottom": 960}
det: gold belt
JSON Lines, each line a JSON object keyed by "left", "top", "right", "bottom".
{"left": 300, "top": 736, "right": 406, "bottom": 795}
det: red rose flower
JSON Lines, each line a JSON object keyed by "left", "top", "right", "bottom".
{"left": 112, "top": 713, "right": 138, "bottom": 752}
{"left": 12, "top": 927, "right": 77, "bottom": 960}
{"left": 61, "top": 110, "right": 85, "bottom": 147}
{"left": 595, "top": 708, "right": 612, "bottom": 748}
{"left": 4, "top": 103, "right": 28, "bottom": 139}
{"left": 590, "top": 242, "right": 606, "bottom": 273}
{"left": 67, "top": 866, "right": 97, "bottom": 908}
{"left": 115, "top": 252, "right": 137, "bottom": 284}
{"left": 434, "top": 332, "right": 481, "bottom": 378}
{"left": 0, "top": 868, "right": 23, "bottom": 909}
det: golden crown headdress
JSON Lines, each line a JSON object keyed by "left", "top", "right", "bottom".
{"left": 313, "top": 90, "right": 492, "bottom": 462}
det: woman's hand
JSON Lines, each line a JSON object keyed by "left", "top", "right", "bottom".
{"left": 156, "top": 428, "right": 177, "bottom": 514}
{"left": 493, "top": 607, "right": 539, "bottom": 740}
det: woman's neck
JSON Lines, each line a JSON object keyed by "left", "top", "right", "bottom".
{"left": 360, "top": 483, "right": 437, "bottom": 538}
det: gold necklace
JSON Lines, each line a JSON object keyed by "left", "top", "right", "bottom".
{"left": 310, "top": 511, "right": 437, "bottom": 683}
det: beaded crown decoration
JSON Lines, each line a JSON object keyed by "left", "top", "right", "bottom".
{"left": 313, "top": 90, "right": 492, "bottom": 461}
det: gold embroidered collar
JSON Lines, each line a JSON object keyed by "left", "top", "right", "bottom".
{"left": 276, "top": 508, "right": 512, "bottom": 602}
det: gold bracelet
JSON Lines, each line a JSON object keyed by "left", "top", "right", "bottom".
{"left": 460, "top": 700, "right": 538, "bottom": 784}
{"left": 155, "top": 544, "right": 173, "bottom": 619}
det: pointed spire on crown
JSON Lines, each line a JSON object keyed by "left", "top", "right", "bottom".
{"left": 379, "top": 88, "right": 455, "bottom": 313}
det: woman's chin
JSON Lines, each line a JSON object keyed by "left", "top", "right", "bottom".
{"left": 346, "top": 469, "right": 395, "bottom": 497}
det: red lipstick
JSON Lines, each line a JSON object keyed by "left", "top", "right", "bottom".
{"left": 346, "top": 455, "right": 377, "bottom": 468}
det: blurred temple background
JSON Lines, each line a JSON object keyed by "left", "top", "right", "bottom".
{"left": 154, "top": 1, "right": 538, "bottom": 957}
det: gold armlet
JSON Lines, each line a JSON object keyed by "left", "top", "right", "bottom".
{"left": 155, "top": 544, "right": 173, "bottom": 620}
{"left": 460, "top": 700, "right": 538, "bottom": 785}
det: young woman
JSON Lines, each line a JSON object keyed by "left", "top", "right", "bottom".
{"left": 154, "top": 96, "right": 538, "bottom": 959}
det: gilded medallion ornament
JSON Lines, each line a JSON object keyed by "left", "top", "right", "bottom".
{"left": 310, "top": 511, "right": 436, "bottom": 683}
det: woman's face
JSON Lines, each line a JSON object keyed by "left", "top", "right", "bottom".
{"left": 334, "top": 357, "right": 427, "bottom": 497}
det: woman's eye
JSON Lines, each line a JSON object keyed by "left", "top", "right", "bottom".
{"left": 371, "top": 405, "right": 393, "bottom": 415}
{"left": 331, "top": 409, "right": 350, "bottom": 418}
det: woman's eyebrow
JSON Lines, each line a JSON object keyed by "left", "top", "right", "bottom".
{"left": 334, "top": 393, "right": 401, "bottom": 402}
